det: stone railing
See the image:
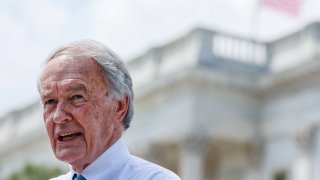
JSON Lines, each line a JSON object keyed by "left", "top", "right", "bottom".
{"left": 127, "top": 22, "right": 320, "bottom": 88}
{"left": 268, "top": 22, "right": 320, "bottom": 72}
{"left": 127, "top": 28, "right": 270, "bottom": 88}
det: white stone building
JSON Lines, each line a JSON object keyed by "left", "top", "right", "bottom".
{"left": 1, "top": 22, "right": 320, "bottom": 180}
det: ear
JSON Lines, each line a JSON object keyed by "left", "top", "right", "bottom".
{"left": 113, "top": 95, "right": 129, "bottom": 123}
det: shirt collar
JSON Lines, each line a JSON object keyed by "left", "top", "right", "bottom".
{"left": 69, "top": 136, "right": 130, "bottom": 179}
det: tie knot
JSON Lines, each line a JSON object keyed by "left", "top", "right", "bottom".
{"left": 73, "top": 174, "right": 86, "bottom": 180}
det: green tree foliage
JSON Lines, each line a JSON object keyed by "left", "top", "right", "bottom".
{"left": 6, "top": 163, "right": 63, "bottom": 180}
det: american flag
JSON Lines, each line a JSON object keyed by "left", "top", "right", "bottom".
{"left": 261, "top": 0, "right": 303, "bottom": 16}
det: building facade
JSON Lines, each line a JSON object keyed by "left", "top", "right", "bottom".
{"left": 1, "top": 22, "right": 320, "bottom": 180}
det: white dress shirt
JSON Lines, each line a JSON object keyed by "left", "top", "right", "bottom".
{"left": 51, "top": 137, "right": 181, "bottom": 180}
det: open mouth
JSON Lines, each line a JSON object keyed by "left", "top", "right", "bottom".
{"left": 58, "top": 132, "right": 82, "bottom": 142}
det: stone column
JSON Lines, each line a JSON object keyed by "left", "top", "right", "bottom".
{"left": 311, "top": 127, "right": 320, "bottom": 180}
{"left": 246, "top": 140, "right": 263, "bottom": 180}
{"left": 179, "top": 134, "right": 206, "bottom": 180}
{"left": 290, "top": 131, "right": 311, "bottom": 180}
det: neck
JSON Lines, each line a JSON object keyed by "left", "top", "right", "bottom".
{"left": 72, "top": 130, "right": 123, "bottom": 172}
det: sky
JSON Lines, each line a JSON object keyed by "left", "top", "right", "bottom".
{"left": 0, "top": 0, "right": 319, "bottom": 117}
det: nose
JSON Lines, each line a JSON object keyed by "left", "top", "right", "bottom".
{"left": 53, "top": 102, "right": 71, "bottom": 124}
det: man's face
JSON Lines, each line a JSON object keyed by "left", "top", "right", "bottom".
{"left": 39, "top": 56, "right": 124, "bottom": 171}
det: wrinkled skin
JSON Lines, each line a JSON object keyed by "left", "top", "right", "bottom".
{"left": 39, "top": 56, "right": 128, "bottom": 172}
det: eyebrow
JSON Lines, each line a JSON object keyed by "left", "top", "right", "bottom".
{"left": 40, "top": 83, "right": 88, "bottom": 100}
{"left": 65, "top": 84, "right": 87, "bottom": 92}
{"left": 40, "top": 91, "right": 51, "bottom": 100}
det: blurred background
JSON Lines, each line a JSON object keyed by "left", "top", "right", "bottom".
{"left": 1, "top": 0, "right": 320, "bottom": 179}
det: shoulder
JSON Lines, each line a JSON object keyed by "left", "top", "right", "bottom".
{"left": 118, "top": 155, "right": 181, "bottom": 180}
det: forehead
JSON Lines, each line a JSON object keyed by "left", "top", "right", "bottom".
{"left": 40, "top": 55, "right": 107, "bottom": 92}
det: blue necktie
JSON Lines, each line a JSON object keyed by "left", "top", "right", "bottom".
{"left": 73, "top": 174, "right": 86, "bottom": 180}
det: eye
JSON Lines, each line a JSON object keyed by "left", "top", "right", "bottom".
{"left": 45, "top": 99, "right": 57, "bottom": 106}
{"left": 70, "top": 94, "right": 85, "bottom": 105}
{"left": 71, "top": 94, "right": 84, "bottom": 100}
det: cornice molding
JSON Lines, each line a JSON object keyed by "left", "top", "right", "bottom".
{"left": 134, "top": 66, "right": 260, "bottom": 103}
{"left": 259, "top": 56, "right": 320, "bottom": 92}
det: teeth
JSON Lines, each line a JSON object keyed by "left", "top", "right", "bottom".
{"left": 60, "top": 132, "right": 76, "bottom": 137}
{"left": 63, "top": 135, "right": 77, "bottom": 141}
{"left": 58, "top": 132, "right": 81, "bottom": 141}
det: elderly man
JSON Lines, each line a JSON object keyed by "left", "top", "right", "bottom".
{"left": 38, "top": 40, "right": 180, "bottom": 180}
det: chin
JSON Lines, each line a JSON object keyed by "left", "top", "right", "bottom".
{"left": 56, "top": 150, "right": 85, "bottom": 164}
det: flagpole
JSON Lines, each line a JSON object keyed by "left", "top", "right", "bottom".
{"left": 251, "top": 0, "right": 261, "bottom": 41}
{"left": 250, "top": 0, "right": 262, "bottom": 64}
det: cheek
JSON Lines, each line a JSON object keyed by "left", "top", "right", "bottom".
{"left": 44, "top": 112, "right": 53, "bottom": 132}
{"left": 72, "top": 99, "right": 115, "bottom": 137}
{"left": 88, "top": 98, "right": 111, "bottom": 120}
{"left": 44, "top": 115, "right": 55, "bottom": 146}
{"left": 72, "top": 106, "right": 91, "bottom": 124}
{"left": 70, "top": 106, "right": 95, "bottom": 133}
{"left": 89, "top": 105, "right": 115, "bottom": 136}
{"left": 44, "top": 111, "right": 51, "bottom": 129}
